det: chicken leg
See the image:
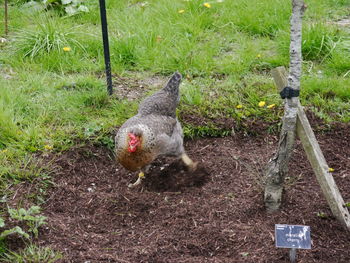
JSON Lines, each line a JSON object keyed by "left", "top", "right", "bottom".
{"left": 181, "top": 153, "right": 198, "bottom": 171}
{"left": 128, "top": 171, "right": 145, "bottom": 188}
{"left": 128, "top": 165, "right": 151, "bottom": 188}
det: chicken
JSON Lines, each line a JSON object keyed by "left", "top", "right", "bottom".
{"left": 115, "top": 72, "right": 197, "bottom": 188}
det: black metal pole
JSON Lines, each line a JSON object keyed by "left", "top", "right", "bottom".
{"left": 289, "top": 248, "right": 297, "bottom": 263}
{"left": 5, "top": 0, "right": 8, "bottom": 36}
{"left": 98, "top": 0, "right": 113, "bottom": 95}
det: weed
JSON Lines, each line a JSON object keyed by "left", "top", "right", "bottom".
{"left": 7, "top": 206, "right": 46, "bottom": 238}
{"left": 316, "top": 211, "right": 328, "bottom": 219}
{"left": 12, "top": 17, "right": 85, "bottom": 59}
{"left": 0, "top": 205, "right": 46, "bottom": 247}
{"left": 0, "top": 218, "right": 29, "bottom": 240}
{"left": 84, "top": 123, "right": 103, "bottom": 138}
{"left": 0, "top": 244, "right": 62, "bottom": 263}
{"left": 98, "top": 135, "right": 115, "bottom": 151}
{"left": 18, "top": 0, "right": 89, "bottom": 16}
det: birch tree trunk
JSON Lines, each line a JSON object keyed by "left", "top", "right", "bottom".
{"left": 264, "top": 0, "right": 306, "bottom": 211}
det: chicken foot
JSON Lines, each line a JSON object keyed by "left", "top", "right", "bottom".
{"left": 181, "top": 153, "right": 198, "bottom": 171}
{"left": 128, "top": 165, "right": 150, "bottom": 188}
{"left": 128, "top": 154, "right": 196, "bottom": 188}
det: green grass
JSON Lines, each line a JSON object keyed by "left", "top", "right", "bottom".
{"left": 1, "top": 244, "right": 62, "bottom": 263}
{"left": 0, "top": 0, "right": 350, "bottom": 259}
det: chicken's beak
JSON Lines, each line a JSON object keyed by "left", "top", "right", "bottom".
{"left": 128, "top": 144, "right": 138, "bottom": 153}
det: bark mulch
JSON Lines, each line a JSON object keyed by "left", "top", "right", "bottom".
{"left": 32, "top": 118, "right": 350, "bottom": 263}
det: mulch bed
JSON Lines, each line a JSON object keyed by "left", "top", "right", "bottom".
{"left": 30, "top": 116, "right": 350, "bottom": 263}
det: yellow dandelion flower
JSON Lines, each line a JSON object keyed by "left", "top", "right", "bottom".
{"left": 267, "top": 104, "right": 276, "bottom": 109}
{"left": 178, "top": 9, "right": 185, "bottom": 13}
{"left": 257, "top": 54, "right": 262, "bottom": 58}
{"left": 328, "top": 167, "right": 335, "bottom": 172}
{"left": 44, "top": 145, "right": 53, "bottom": 151}
{"left": 156, "top": 35, "right": 163, "bottom": 43}
{"left": 203, "top": 3, "right": 211, "bottom": 8}
{"left": 258, "top": 101, "right": 266, "bottom": 107}
{"left": 63, "top": 47, "right": 71, "bottom": 52}
{"left": 236, "top": 104, "right": 243, "bottom": 109}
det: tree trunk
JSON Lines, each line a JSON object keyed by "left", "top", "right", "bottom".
{"left": 264, "top": 0, "right": 306, "bottom": 211}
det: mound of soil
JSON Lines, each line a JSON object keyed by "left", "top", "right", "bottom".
{"left": 143, "top": 159, "right": 209, "bottom": 192}
{"left": 35, "top": 120, "right": 349, "bottom": 263}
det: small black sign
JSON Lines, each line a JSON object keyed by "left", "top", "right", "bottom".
{"left": 275, "top": 224, "right": 311, "bottom": 249}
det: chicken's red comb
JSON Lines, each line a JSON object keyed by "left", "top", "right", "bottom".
{"left": 128, "top": 133, "right": 137, "bottom": 140}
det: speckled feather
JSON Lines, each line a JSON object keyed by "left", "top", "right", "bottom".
{"left": 115, "top": 72, "right": 185, "bottom": 171}
{"left": 138, "top": 72, "right": 181, "bottom": 117}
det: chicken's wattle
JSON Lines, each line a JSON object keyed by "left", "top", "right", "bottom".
{"left": 128, "top": 133, "right": 140, "bottom": 153}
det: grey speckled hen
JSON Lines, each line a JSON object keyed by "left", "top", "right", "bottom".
{"left": 115, "top": 72, "right": 197, "bottom": 188}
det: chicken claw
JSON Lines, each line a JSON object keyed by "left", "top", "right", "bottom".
{"left": 128, "top": 172, "right": 145, "bottom": 188}
{"left": 181, "top": 153, "right": 198, "bottom": 172}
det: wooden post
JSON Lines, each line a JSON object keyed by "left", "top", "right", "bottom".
{"left": 296, "top": 104, "right": 350, "bottom": 229}
{"left": 264, "top": 0, "right": 306, "bottom": 211}
{"left": 271, "top": 66, "right": 350, "bottom": 230}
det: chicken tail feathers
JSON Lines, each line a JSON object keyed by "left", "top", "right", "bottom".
{"left": 163, "top": 72, "right": 182, "bottom": 95}
{"left": 137, "top": 71, "right": 182, "bottom": 117}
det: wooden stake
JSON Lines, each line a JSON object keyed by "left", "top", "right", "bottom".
{"left": 271, "top": 66, "right": 350, "bottom": 230}
{"left": 264, "top": 0, "right": 306, "bottom": 211}
{"left": 296, "top": 103, "right": 350, "bottom": 229}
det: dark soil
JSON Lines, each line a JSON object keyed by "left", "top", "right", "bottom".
{"left": 31, "top": 117, "right": 350, "bottom": 262}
